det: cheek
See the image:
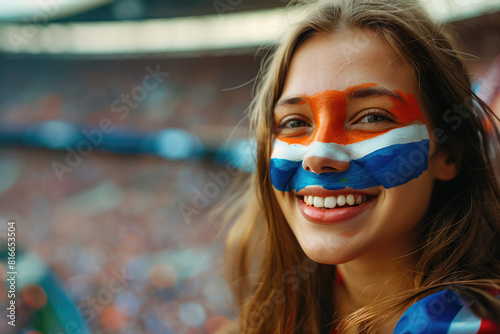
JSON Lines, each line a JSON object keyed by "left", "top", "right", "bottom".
{"left": 358, "top": 134, "right": 430, "bottom": 189}
{"left": 270, "top": 157, "right": 301, "bottom": 192}
{"left": 381, "top": 173, "right": 435, "bottom": 230}
{"left": 272, "top": 188, "right": 297, "bottom": 225}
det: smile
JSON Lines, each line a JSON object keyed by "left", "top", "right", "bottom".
{"left": 302, "top": 193, "right": 369, "bottom": 208}
{"left": 295, "top": 188, "right": 379, "bottom": 224}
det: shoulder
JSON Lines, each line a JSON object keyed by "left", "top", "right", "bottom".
{"left": 394, "top": 289, "right": 500, "bottom": 334}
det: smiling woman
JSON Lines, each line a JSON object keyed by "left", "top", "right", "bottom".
{"left": 220, "top": 0, "right": 500, "bottom": 333}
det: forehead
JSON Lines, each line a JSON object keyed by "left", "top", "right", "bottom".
{"left": 280, "top": 29, "right": 419, "bottom": 99}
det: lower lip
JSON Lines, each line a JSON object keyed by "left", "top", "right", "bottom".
{"left": 298, "top": 196, "right": 377, "bottom": 225}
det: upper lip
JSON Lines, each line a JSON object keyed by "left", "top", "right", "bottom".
{"left": 295, "top": 186, "right": 379, "bottom": 198}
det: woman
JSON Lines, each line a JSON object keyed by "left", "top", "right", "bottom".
{"left": 222, "top": 0, "right": 500, "bottom": 332}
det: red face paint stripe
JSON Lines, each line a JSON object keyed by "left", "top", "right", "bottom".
{"left": 391, "top": 90, "right": 425, "bottom": 124}
{"left": 276, "top": 85, "right": 425, "bottom": 146}
{"left": 310, "top": 90, "right": 347, "bottom": 145}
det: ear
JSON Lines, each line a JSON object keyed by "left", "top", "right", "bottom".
{"left": 432, "top": 150, "right": 462, "bottom": 181}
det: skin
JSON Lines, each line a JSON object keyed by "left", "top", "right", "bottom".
{"left": 272, "top": 29, "right": 460, "bottom": 323}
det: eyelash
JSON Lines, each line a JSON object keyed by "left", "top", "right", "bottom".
{"left": 277, "top": 116, "right": 311, "bottom": 129}
{"left": 356, "top": 109, "right": 396, "bottom": 124}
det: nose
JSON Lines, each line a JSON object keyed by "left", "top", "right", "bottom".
{"left": 302, "top": 143, "right": 351, "bottom": 174}
{"left": 302, "top": 156, "right": 350, "bottom": 173}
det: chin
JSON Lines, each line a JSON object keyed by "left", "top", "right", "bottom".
{"left": 293, "top": 231, "right": 363, "bottom": 265}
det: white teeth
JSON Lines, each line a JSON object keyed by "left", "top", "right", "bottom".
{"left": 306, "top": 196, "right": 313, "bottom": 205}
{"left": 356, "top": 195, "right": 363, "bottom": 205}
{"left": 346, "top": 194, "right": 355, "bottom": 206}
{"left": 303, "top": 194, "right": 370, "bottom": 208}
{"left": 313, "top": 197, "right": 325, "bottom": 208}
{"left": 325, "top": 196, "right": 336, "bottom": 209}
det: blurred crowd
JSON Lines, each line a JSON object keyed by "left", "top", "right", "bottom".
{"left": 0, "top": 54, "right": 259, "bottom": 333}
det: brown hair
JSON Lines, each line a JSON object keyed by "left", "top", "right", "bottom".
{"left": 223, "top": 0, "right": 500, "bottom": 332}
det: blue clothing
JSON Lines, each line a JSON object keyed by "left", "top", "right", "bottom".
{"left": 394, "top": 289, "right": 499, "bottom": 334}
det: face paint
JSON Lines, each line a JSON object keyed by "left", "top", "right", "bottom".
{"left": 270, "top": 84, "right": 430, "bottom": 192}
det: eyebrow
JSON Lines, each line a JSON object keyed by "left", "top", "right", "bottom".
{"left": 274, "top": 96, "right": 307, "bottom": 108}
{"left": 345, "top": 86, "right": 406, "bottom": 103}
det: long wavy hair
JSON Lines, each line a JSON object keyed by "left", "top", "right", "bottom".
{"left": 223, "top": 0, "right": 500, "bottom": 332}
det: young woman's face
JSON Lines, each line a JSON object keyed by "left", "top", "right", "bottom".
{"left": 271, "top": 30, "right": 453, "bottom": 264}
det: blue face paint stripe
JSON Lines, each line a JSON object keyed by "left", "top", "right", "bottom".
{"left": 270, "top": 140, "right": 429, "bottom": 192}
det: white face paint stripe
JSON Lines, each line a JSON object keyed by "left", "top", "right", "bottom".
{"left": 271, "top": 124, "right": 429, "bottom": 162}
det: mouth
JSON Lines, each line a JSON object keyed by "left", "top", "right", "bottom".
{"left": 299, "top": 193, "right": 372, "bottom": 209}
{"left": 295, "top": 188, "right": 379, "bottom": 224}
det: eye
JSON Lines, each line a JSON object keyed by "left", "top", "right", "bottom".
{"left": 278, "top": 117, "right": 310, "bottom": 129}
{"left": 359, "top": 114, "right": 391, "bottom": 123}
{"left": 354, "top": 109, "right": 396, "bottom": 125}
{"left": 274, "top": 115, "right": 312, "bottom": 137}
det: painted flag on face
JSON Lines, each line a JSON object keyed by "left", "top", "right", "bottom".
{"left": 271, "top": 86, "right": 430, "bottom": 192}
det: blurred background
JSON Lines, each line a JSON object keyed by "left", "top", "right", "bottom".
{"left": 0, "top": 0, "right": 498, "bottom": 333}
